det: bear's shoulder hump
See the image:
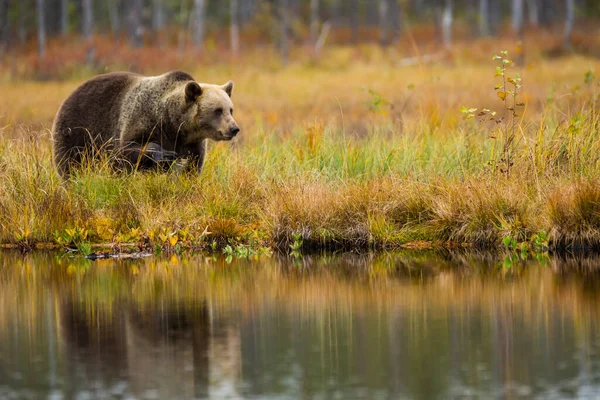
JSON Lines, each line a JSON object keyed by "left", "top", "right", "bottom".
{"left": 163, "top": 71, "right": 195, "bottom": 82}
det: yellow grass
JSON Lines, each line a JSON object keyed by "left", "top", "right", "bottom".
{"left": 1, "top": 45, "right": 600, "bottom": 252}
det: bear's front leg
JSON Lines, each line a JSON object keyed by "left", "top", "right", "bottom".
{"left": 179, "top": 140, "right": 207, "bottom": 173}
{"left": 121, "top": 142, "right": 179, "bottom": 171}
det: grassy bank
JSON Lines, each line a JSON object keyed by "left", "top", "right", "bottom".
{"left": 1, "top": 48, "right": 600, "bottom": 254}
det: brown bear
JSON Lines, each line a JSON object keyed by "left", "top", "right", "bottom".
{"left": 52, "top": 71, "right": 239, "bottom": 178}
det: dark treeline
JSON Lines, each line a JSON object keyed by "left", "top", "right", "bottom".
{"left": 0, "top": 0, "right": 598, "bottom": 59}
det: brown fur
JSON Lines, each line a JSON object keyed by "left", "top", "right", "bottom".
{"left": 52, "top": 71, "right": 238, "bottom": 178}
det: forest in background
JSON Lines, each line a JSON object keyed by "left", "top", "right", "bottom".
{"left": 0, "top": 0, "right": 599, "bottom": 76}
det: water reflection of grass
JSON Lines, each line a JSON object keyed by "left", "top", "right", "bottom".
{"left": 2, "top": 251, "right": 599, "bottom": 399}
{"left": 2, "top": 252, "right": 600, "bottom": 399}
{"left": 1, "top": 251, "right": 600, "bottom": 323}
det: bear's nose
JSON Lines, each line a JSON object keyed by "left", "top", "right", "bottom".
{"left": 230, "top": 126, "right": 240, "bottom": 136}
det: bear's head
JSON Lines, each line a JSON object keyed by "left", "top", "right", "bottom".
{"left": 182, "top": 80, "right": 239, "bottom": 143}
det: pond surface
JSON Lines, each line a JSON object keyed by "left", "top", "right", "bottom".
{"left": 1, "top": 251, "right": 600, "bottom": 399}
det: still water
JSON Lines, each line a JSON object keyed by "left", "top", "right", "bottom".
{"left": 1, "top": 251, "right": 600, "bottom": 399}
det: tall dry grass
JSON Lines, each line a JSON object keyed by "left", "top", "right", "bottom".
{"left": 0, "top": 45, "right": 599, "bottom": 251}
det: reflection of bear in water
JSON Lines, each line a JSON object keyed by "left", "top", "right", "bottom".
{"left": 60, "top": 299, "right": 212, "bottom": 398}
{"left": 52, "top": 71, "right": 239, "bottom": 178}
{"left": 125, "top": 301, "right": 211, "bottom": 398}
{"left": 60, "top": 299, "right": 128, "bottom": 393}
{"left": 59, "top": 298, "right": 241, "bottom": 398}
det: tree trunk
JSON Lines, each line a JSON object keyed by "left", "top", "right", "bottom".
{"left": 231, "top": 0, "right": 239, "bottom": 55}
{"left": 108, "top": 0, "right": 120, "bottom": 35}
{"left": 479, "top": 0, "right": 490, "bottom": 36}
{"left": 36, "top": 0, "right": 46, "bottom": 58}
{"left": 310, "top": 0, "right": 318, "bottom": 46}
{"left": 0, "top": 0, "right": 10, "bottom": 56}
{"left": 441, "top": 0, "right": 452, "bottom": 49}
{"left": 390, "top": 0, "right": 402, "bottom": 43}
{"left": 331, "top": 0, "right": 342, "bottom": 26}
{"left": 18, "top": 0, "right": 26, "bottom": 44}
{"left": 239, "top": 0, "right": 255, "bottom": 24}
{"left": 82, "top": 0, "right": 93, "bottom": 41}
{"left": 192, "top": 0, "right": 206, "bottom": 50}
{"left": 130, "top": 0, "right": 143, "bottom": 47}
{"left": 412, "top": 0, "right": 424, "bottom": 19}
{"left": 526, "top": 0, "right": 539, "bottom": 26}
{"left": 82, "top": 0, "right": 95, "bottom": 63}
{"left": 540, "top": 0, "right": 557, "bottom": 26}
{"left": 60, "top": 0, "right": 69, "bottom": 35}
{"left": 378, "top": 0, "right": 389, "bottom": 46}
{"left": 564, "top": 0, "right": 574, "bottom": 50}
{"left": 350, "top": 0, "right": 359, "bottom": 44}
{"left": 152, "top": 0, "right": 164, "bottom": 31}
{"left": 151, "top": 0, "right": 164, "bottom": 46}
{"left": 177, "top": 0, "right": 186, "bottom": 55}
{"left": 489, "top": 0, "right": 501, "bottom": 35}
{"left": 515, "top": 0, "right": 525, "bottom": 65}
{"left": 512, "top": 0, "right": 524, "bottom": 32}
{"left": 278, "top": 0, "right": 289, "bottom": 65}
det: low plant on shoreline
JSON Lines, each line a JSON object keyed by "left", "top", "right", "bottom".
{"left": 54, "top": 227, "right": 93, "bottom": 255}
{"left": 462, "top": 50, "right": 524, "bottom": 178}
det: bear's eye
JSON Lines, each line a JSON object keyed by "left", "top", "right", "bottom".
{"left": 230, "top": 109, "right": 234, "bottom": 116}
{"left": 215, "top": 108, "right": 223, "bottom": 116}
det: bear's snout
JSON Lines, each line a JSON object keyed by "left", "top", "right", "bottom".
{"left": 230, "top": 125, "right": 240, "bottom": 137}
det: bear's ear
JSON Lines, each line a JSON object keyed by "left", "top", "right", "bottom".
{"left": 221, "top": 80, "right": 234, "bottom": 98}
{"left": 185, "top": 82, "right": 202, "bottom": 103}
